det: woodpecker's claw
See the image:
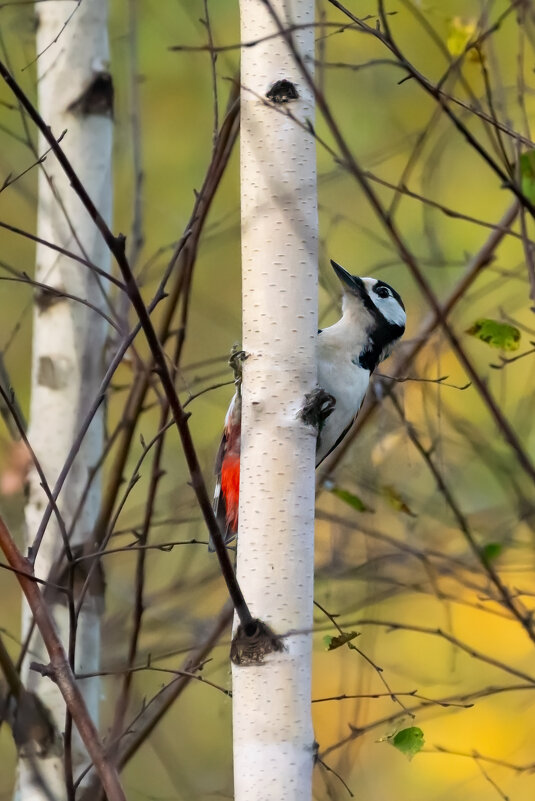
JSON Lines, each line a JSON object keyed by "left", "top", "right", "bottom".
{"left": 300, "top": 387, "right": 336, "bottom": 432}
{"left": 228, "top": 345, "right": 248, "bottom": 383}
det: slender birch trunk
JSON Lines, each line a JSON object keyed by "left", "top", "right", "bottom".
{"left": 17, "top": 2, "right": 113, "bottom": 798}
{"left": 233, "top": 2, "right": 317, "bottom": 799}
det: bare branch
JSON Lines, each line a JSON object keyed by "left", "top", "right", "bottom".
{"left": 0, "top": 517, "right": 127, "bottom": 801}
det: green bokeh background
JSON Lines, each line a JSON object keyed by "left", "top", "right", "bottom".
{"left": 1, "top": 1, "right": 535, "bottom": 799}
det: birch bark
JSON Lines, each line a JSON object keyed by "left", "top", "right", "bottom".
{"left": 233, "top": 1, "right": 318, "bottom": 799}
{"left": 17, "top": 2, "right": 113, "bottom": 798}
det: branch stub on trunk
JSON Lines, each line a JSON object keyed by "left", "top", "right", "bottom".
{"left": 230, "top": 619, "right": 286, "bottom": 666}
{"left": 266, "top": 79, "right": 299, "bottom": 104}
{"left": 68, "top": 72, "right": 114, "bottom": 117}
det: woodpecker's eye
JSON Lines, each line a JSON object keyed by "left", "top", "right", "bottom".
{"left": 376, "top": 286, "right": 390, "bottom": 299}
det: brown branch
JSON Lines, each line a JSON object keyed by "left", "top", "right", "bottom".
{"left": 0, "top": 269, "right": 122, "bottom": 332}
{"left": 106, "top": 395, "right": 172, "bottom": 760}
{"left": 312, "top": 689, "right": 472, "bottom": 708}
{"left": 12, "top": 270, "right": 177, "bottom": 673}
{"left": 389, "top": 392, "right": 535, "bottom": 644}
{"left": 0, "top": 219, "right": 126, "bottom": 289}
{"left": 341, "top": 618, "right": 535, "bottom": 684}
{"left": 0, "top": 60, "right": 255, "bottom": 632}
{"left": 329, "top": 0, "right": 534, "bottom": 167}
{"left": 429, "top": 744, "right": 535, "bottom": 774}
{"left": 92, "top": 83, "right": 239, "bottom": 551}
{"left": 0, "top": 517, "right": 127, "bottom": 801}
{"left": 262, "top": 1, "right": 535, "bottom": 485}
{"left": 106, "top": 309, "right": 223, "bottom": 736}
{"left": 77, "top": 603, "right": 233, "bottom": 800}
{"left": 0, "top": 383, "right": 73, "bottom": 564}
{"left": 0, "top": 133, "right": 63, "bottom": 193}
{"left": 318, "top": 200, "right": 519, "bottom": 477}
{"left": 314, "top": 600, "right": 411, "bottom": 715}
{"left": 375, "top": 0, "right": 533, "bottom": 211}
{"left": 320, "top": 681, "right": 535, "bottom": 760}
{"left": 0, "top": 632, "right": 23, "bottom": 703}
{"left": 118, "top": 602, "right": 233, "bottom": 767}
{"left": 169, "top": 20, "right": 362, "bottom": 53}
{"left": 72, "top": 362, "right": 229, "bottom": 617}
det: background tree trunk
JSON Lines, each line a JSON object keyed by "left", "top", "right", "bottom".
{"left": 233, "top": 1, "right": 318, "bottom": 799}
{"left": 17, "top": 1, "right": 113, "bottom": 798}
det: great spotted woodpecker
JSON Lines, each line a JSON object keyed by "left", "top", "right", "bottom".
{"left": 211, "top": 259, "right": 406, "bottom": 547}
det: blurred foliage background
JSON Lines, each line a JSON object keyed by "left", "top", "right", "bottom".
{"left": 1, "top": 0, "right": 535, "bottom": 799}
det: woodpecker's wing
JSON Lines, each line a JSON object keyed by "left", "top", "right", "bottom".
{"left": 316, "top": 419, "right": 353, "bottom": 467}
{"left": 315, "top": 394, "right": 365, "bottom": 467}
{"left": 210, "top": 390, "right": 241, "bottom": 550}
{"left": 211, "top": 433, "right": 231, "bottom": 549}
{"left": 213, "top": 427, "right": 227, "bottom": 483}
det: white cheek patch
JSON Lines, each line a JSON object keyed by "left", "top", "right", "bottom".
{"left": 369, "top": 294, "right": 406, "bottom": 327}
{"left": 356, "top": 277, "right": 405, "bottom": 328}
{"left": 382, "top": 297, "right": 406, "bottom": 327}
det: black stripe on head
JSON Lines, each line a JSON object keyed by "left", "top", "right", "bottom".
{"left": 372, "top": 280, "right": 405, "bottom": 311}
{"left": 356, "top": 320, "right": 405, "bottom": 373}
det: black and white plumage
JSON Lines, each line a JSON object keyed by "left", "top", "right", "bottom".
{"left": 315, "top": 260, "right": 406, "bottom": 464}
{"left": 212, "top": 260, "right": 406, "bottom": 545}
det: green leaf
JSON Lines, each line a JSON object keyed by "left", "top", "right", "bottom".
{"left": 466, "top": 319, "right": 521, "bottom": 351}
{"left": 325, "top": 631, "right": 359, "bottom": 651}
{"left": 330, "top": 487, "right": 368, "bottom": 512}
{"left": 391, "top": 727, "right": 425, "bottom": 761}
{"left": 482, "top": 542, "right": 503, "bottom": 563}
{"left": 382, "top": 485, "right": 416, "bottom": 517}
{"left": 520, "top": 150, "right": 535, "bottom": 204}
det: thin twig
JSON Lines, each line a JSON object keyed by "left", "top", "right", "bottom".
{"left": 262, "top": 0, "right": 535, "bottom": 485}
{"left": 0, "top": 59, "right": 254, "bottom": 632}
{"left": 318, "top": 200, "right": 519, "bottom": 477}
{"left": 202, "top": 0, "right": 219, "bottom": 148}
{"left": 0, "top": 517, "right": 127, "bottom": 801}
{"left": 77, "top": 603, "right": 233, "bottom": 798}
{"left": 389, "top": 391, "right": 535, "bottom": 644}
{"left": 0, "top": 219, "right": 126, "bottom": 289}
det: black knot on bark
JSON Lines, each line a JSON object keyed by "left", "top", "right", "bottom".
{"left": 68, "top": 72, "right": 114, "bottom": 117}
{"left": 266, "top": 79, "right": 299, "bottom": 104}
{"left": 12, "top": 688, "right": 60, "bottom": 757}
{"left": 34, "top": 284, "right": 64, "bottom": 311}
{"left": 230, "top": 619, "right": 285, "bottom": 665}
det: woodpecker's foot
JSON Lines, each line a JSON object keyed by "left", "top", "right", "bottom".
{"left": 230, "top": 619, "right": 285, "bottom": 665}
{"left": 300, "top": 387, "right": 336, "bottom": 432}
{"left": 228, "top": 345, "right": 248, "bottom": 383}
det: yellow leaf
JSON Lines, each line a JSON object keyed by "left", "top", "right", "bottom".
{"left": 446, "top": 17, "right": 481, "bottom": 61}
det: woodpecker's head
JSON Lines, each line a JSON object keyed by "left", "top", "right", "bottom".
{"left": 331, "top": 260, "right": 406, "bottom": 371}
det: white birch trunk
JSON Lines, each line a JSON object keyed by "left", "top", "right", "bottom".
{"left": 17, "top": 2, "right": 113, "bottom": 798}
{"left": 233, "top": 2, "right": 317, "bottom": 800}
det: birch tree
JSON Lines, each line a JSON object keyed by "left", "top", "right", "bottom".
{"left": 18, "top": 1, "right": 113, "bottom": 797}
{"left": 233, "top": 1, "right": 318, "bottom": 799}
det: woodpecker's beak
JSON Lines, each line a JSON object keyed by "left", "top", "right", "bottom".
{"left": 330, "top": 260, "right": 365, "bottom": 297}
